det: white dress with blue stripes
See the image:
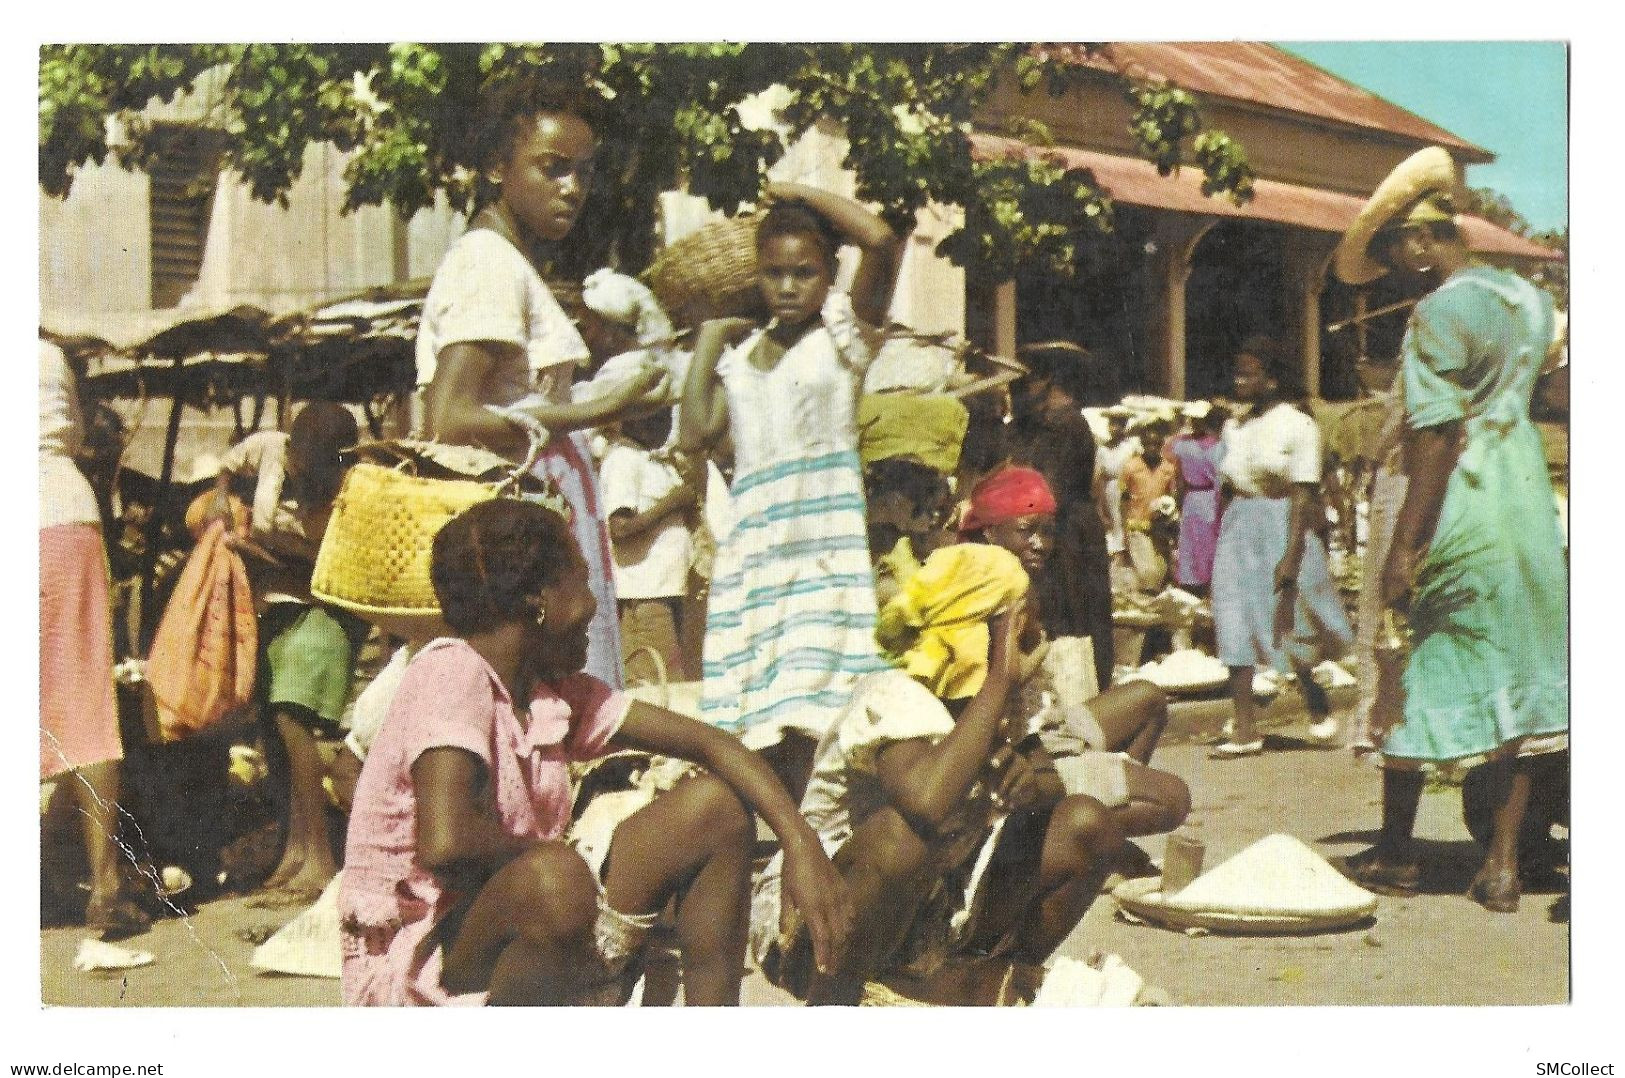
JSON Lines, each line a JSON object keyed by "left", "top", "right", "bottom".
{"left": 699, "top": 294, "right": 889, "bottom": 749}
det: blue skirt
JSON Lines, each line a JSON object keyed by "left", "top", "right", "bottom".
{"left": 1211, "top": 494, "right": 1352, "bottom": 671}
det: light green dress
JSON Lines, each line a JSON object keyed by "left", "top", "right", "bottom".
{"left": 1382, "top": 265, "right": 1568, "bottom": 765}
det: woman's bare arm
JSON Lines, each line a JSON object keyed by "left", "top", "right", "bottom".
{"left": 607, "top": 481, "right": 699, "bottom": 543}
{"left": 1381, "top": 421, "right": 1464, "bottom": 608}
{"left": 871, "top": 607, "right": 1024, "bottom": 833}
{"left": 677, "top": 318, "right": 753, "bottom": 453}
{"left": 412, "top": 747, "right": 531, "bottom": 873}
{"left": 424, "top": 342, "right": 668, "bottom": 454}
{"left": 610, "top": 704, "right": 853, "bottom": 972}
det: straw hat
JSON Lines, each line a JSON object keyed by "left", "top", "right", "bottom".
{"left": 1334, "top": 146, "right": 1461, "bottom": 286}
{"left": 1018, "top": 340, "right": 1090, "bottom": 358}
{"left": 1181, "top": 400, "right": 1213, "bottom": 420}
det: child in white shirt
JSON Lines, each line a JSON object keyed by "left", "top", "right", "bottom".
{"left": 601, "top": 407, "right": 699, "bottom": 683}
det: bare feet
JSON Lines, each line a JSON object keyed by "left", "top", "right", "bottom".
{"left": 261, "top": 846, "right": 335, "bottom": 898}
{"left": 84, "top": 891, "right": 151, "bottom": 941}
{"left": 874, "top": 956, "right": 1048, "bottom": 1007}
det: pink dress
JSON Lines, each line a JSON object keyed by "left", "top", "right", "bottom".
{"left": 338, "top": 638, "right": 629, "bottom": 1006}
{"left": 1170, "top": 434, "right": 1222, "bottom": 588}
{"left": 39, "top": 340, "right": 122, "bottom": 781}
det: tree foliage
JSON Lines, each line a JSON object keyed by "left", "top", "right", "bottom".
{"left": 1463, "top": 186, "right": 1568, "bottom": 307}
{"left": 39, "top": 43, "right": 1257, "bottom": 281}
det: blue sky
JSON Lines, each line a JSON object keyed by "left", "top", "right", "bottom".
{"left": 1278, "top": 42, "right": 1568, "bottom": 233}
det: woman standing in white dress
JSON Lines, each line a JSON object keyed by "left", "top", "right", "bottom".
{"left": 680, "top": 184, "right": 900, "bottom": 777}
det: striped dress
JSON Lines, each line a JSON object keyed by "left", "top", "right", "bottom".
{"left": 699, "top": 294, "right": 889, "bottom": 748}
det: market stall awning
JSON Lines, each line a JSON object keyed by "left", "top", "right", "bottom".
{"left": 41, "top": 303, "right": 278, "bottom": 358}
{"left": 970, "top": 134, "right": 1560, "bottom": 263}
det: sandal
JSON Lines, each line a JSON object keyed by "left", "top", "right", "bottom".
{"left": 1331, "top": 847, "right": 1419, "bottom": 897}
{"left": 1208, "top": 739, "right": 1264, "bottom": 759}
{"left": 1306, "top": 715, "right": 1341, "bottom": 745}
{"left": 1466, "top": 870, "right": 1521, "bottom": 914}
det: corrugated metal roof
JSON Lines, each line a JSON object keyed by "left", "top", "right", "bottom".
{"left": 971, "top": 133, "right": 1559, "bottom": 262}
{"left": 1036, "top": 42, "right": 1493, "bottom": 162}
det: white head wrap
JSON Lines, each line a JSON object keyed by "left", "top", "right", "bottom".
{"left": 582, "top": 269, "right": 674, "bottom": 345}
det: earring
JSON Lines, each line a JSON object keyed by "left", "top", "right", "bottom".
{"left": 534, "top": 604, "right": 547, "bottom": 628}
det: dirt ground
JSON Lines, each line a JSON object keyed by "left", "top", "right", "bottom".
{"left": 40, "top": 686, "right": 1568, "bottom": 1009}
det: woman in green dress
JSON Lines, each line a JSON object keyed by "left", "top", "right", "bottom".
{"left": 1331, "top": 148, "right": 1567, "bottom": 913}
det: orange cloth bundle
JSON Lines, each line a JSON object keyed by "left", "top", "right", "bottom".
{"left": 146, "top": 520, "right": 258, "bottom": 741}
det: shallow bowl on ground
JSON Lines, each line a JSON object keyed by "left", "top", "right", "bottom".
{"left": 1111, "top": 876, "right": 1376, "bottom": 936}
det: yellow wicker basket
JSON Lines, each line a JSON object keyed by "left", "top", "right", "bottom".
{"left": 310, "top": 462, "right": 498, "bottom": 626}
{"left": 643, "top": 213, "right": 763, "bottom": 318}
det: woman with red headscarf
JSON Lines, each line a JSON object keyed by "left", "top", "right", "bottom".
{"left": 959, "top": 467, "right": 1190, "bottom": 848}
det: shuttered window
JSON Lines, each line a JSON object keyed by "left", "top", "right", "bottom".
{"left": 149, "top": 127, "right": 220, "bottom": 309}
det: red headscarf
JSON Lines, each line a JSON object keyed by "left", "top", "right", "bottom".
{"left": 959, "top": 466, "right": 1057, "bottom": 532}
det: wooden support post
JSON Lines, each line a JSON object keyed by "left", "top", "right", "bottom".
{"left": 993, "top": 279, "right": 1017, "bottom": 361}
{"left": 138, "top": 353, "right": 188, "bottom": 648}
{"left": 1283, "top": 232, "right": 1339, "bottom": 399}
{"left": 1149, "top": 215, "right": 1217, "bottom": 399}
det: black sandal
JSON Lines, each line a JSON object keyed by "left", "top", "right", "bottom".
{"left": 1331, "top": 848, "right": 1420, "bottom": 897}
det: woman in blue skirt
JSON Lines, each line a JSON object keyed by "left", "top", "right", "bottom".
{"left": 1209, "top": 337, "right": 1353, "bottom": 758}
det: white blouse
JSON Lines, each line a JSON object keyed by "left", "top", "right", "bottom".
{"left": 39, "top": 340, "right": 102, "bottom": 530}
{"left": 1219, "top": 402, "right": 1323, "bottom": 499}
{"left": 413, "top": 228, "right": 591, "bottom": 436}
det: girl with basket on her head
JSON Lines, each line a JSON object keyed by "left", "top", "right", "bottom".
{"left": 418, "top": 79, "right": 672, "bottom": 691}
{"left": 678, "top": 185, "right": 902, "bottom": 787}
{"left": 338, "top": 499, "right": 849, "bottom": 1005}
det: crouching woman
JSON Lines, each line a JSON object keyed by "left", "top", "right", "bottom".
{"left": 755, "top": 544, "right": 1125, "bottom": 1005}
{"left": 339, "top": 499, "right": 849, "bottom": 1006}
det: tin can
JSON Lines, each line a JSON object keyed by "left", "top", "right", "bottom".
{"left": 1161, "top": 831, "right": 1206, "bottom": 895}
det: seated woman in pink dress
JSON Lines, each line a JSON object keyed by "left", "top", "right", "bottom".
{"left": 339, "top": 499, "right": 849, "bottom": 1006}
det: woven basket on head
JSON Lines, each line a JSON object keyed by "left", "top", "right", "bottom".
{"left": 643, "top": 213, "right": 762, "bottom": 318}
